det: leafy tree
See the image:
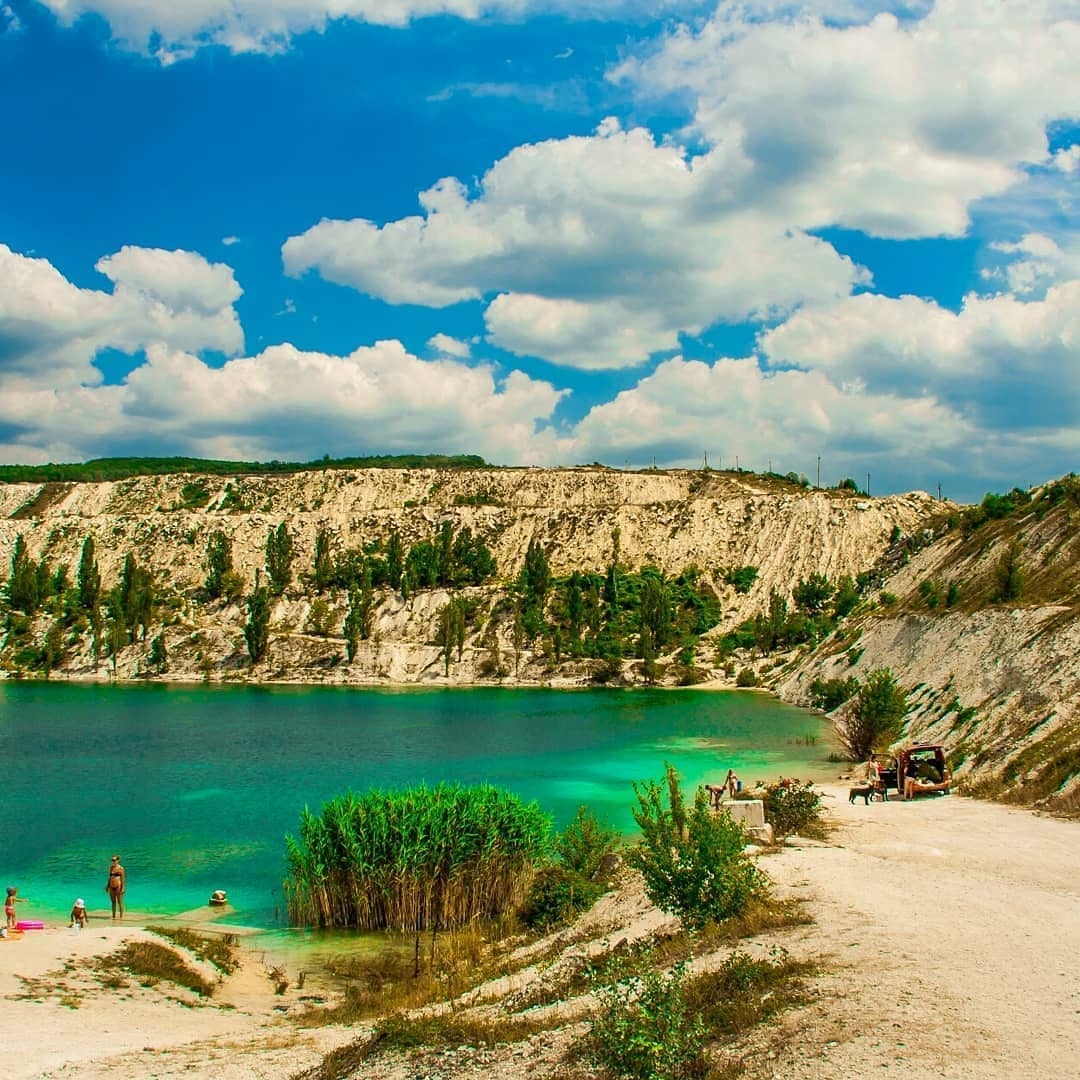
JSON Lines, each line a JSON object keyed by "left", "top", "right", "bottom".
{"left": 832, "top": 574, "right": 860, "bottom": 618}
{"left": 385, "top": 530, "right": 404, "bottom": 591}
{"left": 312, "top": 527, "right": 334, "bottom": 592}
{"left": 436, "top": 595, "right": 468, "bottom": 674}
{"left": 628, "top": 764, "right": 767, "bottom": 929}
{"left": 148, "top": 632, "right": 168, "bottom": 674}
{"left": 77, "top": 536, "right": 101, "bottom": 612}
{"left": 809, "top": 675, "right": 859, "bottom": 711}
{"left": 793, "top": 572, "right": 833, "bottom": 617}
{"left": 518, "top": 538, "right": 552, "bottom": 638}
{"left": 343, "top": 571, "right": 374, "bottom": 662}
{"left": 117, "top": 552, "right": 155, "bottom": 642}
{"left": 244, "top": 573, "right": 272, "bottom": 663}
{"left": 994, "top": 539, "right": 1024, "bottom": 602}
{"left": 265, "top": 523, "right": 294, "bottom": 596}
{"left": 305, "top": 597, "right": 332, "bottom": 636}
{"left": 204, "top": 530, "right": 237, "bottom": 600}
{"left": 752, "top": 589, "right": 788, "bottom": 654}
{"left": 838, "top": 668, "right": 907, "bottom": 760}
{"left": 43, "top": 618, "right": 65, "bottom": 677}
{"left": 639, "top": 569, "right": 673, "bottom": 651}
{"left": 556, "top": 805, "right": 620, "bottom": 880}
{"left": 6, "top": 534, "right": 38, "bottom": 614}
{"left": 760, "top": 780, "right": 821, "bottom": 839}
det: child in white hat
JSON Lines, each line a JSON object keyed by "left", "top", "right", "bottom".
{"left": 70, "top": 898, "right": 88, "bottom": 929}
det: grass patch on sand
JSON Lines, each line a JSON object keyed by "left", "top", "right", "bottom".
{"left": 96, "top": 940, "right": 217, "bottom": 997}
{"left": 146, "top": 925, "right": 240, "bottom": 975}
{"left": 290, "top": 1014, "right": 549, "bottom": 1080}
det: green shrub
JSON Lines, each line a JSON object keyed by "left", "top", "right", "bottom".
{"left": 556, "top": 805, "right": 621, "bottom": 880}
{"left": 735, "top": 666, "right": 758, "bottom": 687}
{"left": 760, "top": 781, "right": 822, "bottom": 839}
{"left": 521, "top": 866, "right": 603, "bottom": 930}
{"left": 723, "top": 566, "right": 759, "bottom": 594}
{"left": 628, "top": 765, "right": 767, "bottom": 929}
{"left": 837, "top": 667, "right": 907, "bottom": 761}
{"left": 878, "top": 591, "right": 898, "bottom": 606}
{"left": 587, "top": 954, "right": 705, "bottom": 1080}
{"left": 808, "top": 676, "right": 859, "bottom": 712}
{"left": 178, "top": 480, "right": 211, "bottom": 509}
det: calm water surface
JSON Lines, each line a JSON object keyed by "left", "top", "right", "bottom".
{"left": 0, "top": 681, "right": 836, "bottom": 933}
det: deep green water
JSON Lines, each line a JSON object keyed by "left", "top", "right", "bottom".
{"left": 0, "top": 681, "right": 835, "bottom": 933}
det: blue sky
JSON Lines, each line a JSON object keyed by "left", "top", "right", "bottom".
{"left": 0, "top": 0, "right": 1077, "bottom": 502}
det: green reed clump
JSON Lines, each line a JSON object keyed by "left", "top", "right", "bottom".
{"left": 284, "top": 782, "right": 551, "bottom": 930}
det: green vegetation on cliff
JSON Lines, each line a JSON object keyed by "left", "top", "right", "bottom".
{"left": 0, "top": 453, "right": 487, "bottom": 484}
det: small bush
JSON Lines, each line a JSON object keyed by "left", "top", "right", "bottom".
{"left": 628, "top": 765, "right": 768, "bottom": 929}
{"left": 521, "top": 866, "right": 603, "bottom": 930}
{"left": 556, "top": 805, "right": 621, "bottom": 881}
{"left": 760, "top": 780, "right": 822, "bottom": 839}
{"left": 808, "top": 676, "right": 859, "bottom": 712}
{"left": 723, "top": 566, "right": 759, "bottom": 594}
{"left": 735, "top": 666, "right": 758, "bottom": 688}
{"left": 587, "top": 954, "right": 705, "bottom": 1080}
{"left": 178, "top": 480, "right": 212, "bottom": 510}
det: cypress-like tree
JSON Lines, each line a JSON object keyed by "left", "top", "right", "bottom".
{"left": 385, "top": 531, "right": 404, "bottom": 591}
{"left": 245, "top": 572, "right": 272, "bottom": 663}
{"left": 313, "top": 528, "right": 333, "bottom": 593}
{"left": 204, "top": 530, "right": 234, "bottom": 600}
{"left": 77, "top": 536, "right": 101, "bottom": 612}
{"left": 7, "top": 535, "right": 38, "bottom": 614}
{"left": 265, "top": 522, "right": 294, "bottom": 596}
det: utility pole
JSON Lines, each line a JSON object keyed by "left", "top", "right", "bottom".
{"left": 938, "top": 482, "right": 942, "bottom": 501}
{"left": 816, "top": 456, "right": 821, "bottom": 488}
{"left": 867, "top": 472, "right": 871, "bottom": 496}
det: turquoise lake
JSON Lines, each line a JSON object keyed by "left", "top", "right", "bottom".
{"left": 0, "top": 681, "right": 836, "bottom": 932}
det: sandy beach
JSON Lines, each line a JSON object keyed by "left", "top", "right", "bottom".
{"left": 4, "top": 788, "right": 1079, "bottom": 1079}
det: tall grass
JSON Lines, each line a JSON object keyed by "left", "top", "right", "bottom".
{"left": 285, "top": 783, "right": 551, "bottom": 930}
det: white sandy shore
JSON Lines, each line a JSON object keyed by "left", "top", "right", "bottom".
{"left": 4, "top": 788, "right": 1079, "bottom": 1079}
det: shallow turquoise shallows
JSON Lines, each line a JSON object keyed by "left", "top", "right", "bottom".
{"left": 0, "top": 681, "right": 836, "bottom": 928}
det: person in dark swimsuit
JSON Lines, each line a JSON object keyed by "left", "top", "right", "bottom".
{"left": 105, "top": 855, "right": 126, "bottom": 918}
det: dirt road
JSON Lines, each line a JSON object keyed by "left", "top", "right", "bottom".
{"left": 737, "top": 788, "right": 1080, "bottom": 1079}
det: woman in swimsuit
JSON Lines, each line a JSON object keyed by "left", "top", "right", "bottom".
{"left": 105, "top": 855, "right": 126, "bottom": 918}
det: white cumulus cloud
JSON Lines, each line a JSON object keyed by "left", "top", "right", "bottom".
{"left": 0, "top": 244, "right": 243, "bottom": 393}
{"left": 285, "top": 120, "right": 868, "bottom": 370}
{"left": 613, "top": 1, "right": 1080, "bottom": 239}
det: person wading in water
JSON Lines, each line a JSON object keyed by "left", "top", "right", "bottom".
{"left": 105, "top": 855, "right": 126, "bottom": 919}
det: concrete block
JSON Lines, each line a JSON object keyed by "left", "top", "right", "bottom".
{"left": 722, "top": 799, "right": 765, "bottom": 829}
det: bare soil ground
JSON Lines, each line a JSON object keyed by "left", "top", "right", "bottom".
{"left": 5, "top": 788, "right": 1078, "bottom": 1078}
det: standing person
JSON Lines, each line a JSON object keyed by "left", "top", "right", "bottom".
{"left": 5, "top": 886, "right": 27, "bottom": 928}
{"left": 105, "top": 855, "right": 126, "bottom": 918}
{"left": 722, "top": 769, "right": 736, "bottom": 799}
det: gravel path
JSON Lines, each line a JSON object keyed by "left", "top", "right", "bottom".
{"left": 729, "top": 787, "right": 1080, "bottom": 1079}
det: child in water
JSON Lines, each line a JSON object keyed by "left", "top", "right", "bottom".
{"left": 5, "top": 886, "right": 27, "bottom": 929}
{"left": 70, "top": 898, "right": 88, "bottom": 929}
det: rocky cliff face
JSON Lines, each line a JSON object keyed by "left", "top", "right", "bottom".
{"left": 2, "top": 466, "right": 1076, "bottom": 806}
{"left": 775, "top": 490, "right": 1080, "bottom": 812}
{"left": 0, "top": 466, "right": 931, "bottom": 682}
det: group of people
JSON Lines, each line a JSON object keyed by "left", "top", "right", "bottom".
{"left": 2, "top": 855, "right": 126, "bottom": 934}
{"left": 706, "top": 769, "right": 742, "bottom": 808}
